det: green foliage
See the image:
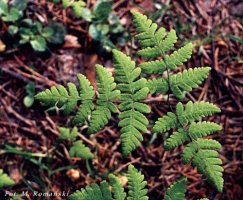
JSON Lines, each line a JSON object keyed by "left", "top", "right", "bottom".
{"left": 87, "top": 64, "right": 120, "bottom": 134}
{"left": 69, "top": 140, "right": 94, "bottom": 159}
{"left": 59, "top": 126, "right": 78, "bottom": 141}
{"left": 68, "top": 165, "right": 148, "bottom": 200}
{"left": 182, "top": 139, "right": 223, "bottom": 192}
{"left": 109, "top": 174, "right": 126, "bottom": 200}
{"left": 164, "top": 177, "right": 187, "bottom": 200}
{"left": 188, "top": 121, "right": 222, "bottom": 140}
{"left": 131, "top": 10, "right": 209, "bottom": 99}
{"left": 153, "top": 101, "right": 223, "bottom": 192}
{"left": 0, "top": 169, "right": 15, "bottom": 188}
{"left": 55, "top": 0, "right": 86, "bottom": 18}
{"left": 35, "top": 10, "right": 225, "bottom": 196}
{"left": 58, "top": 127, "right": 94, "bottom": 160}
{"left": 127, "top": 165, "right": 148, "bottom": 200}
{"left": 23, "top": 82, "right": 35, "bottom": 108}
{"left": 0, "top": 1, "right": 65, "bottom": 52}
{"left": 35, "top": 65, "right": 119, "bottom": 134}
{"left": 170, "top": 67, "right": 211, "bottom": 99}
{"left": 0, "top": 0, "right": 27, "bottom": 22}
{"left": 69, "top": 166, "right": 205, "bottom": 200}
{"left": 12, "top": 20, "right": 65, "bottom": 51}
{"left": 113, "top": 49, "right": 150, "bottom": 156}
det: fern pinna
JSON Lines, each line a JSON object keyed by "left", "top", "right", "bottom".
{"left": 131, "top": 10, "right": 211, "bottom": 99}
{"left": 35, "top": 64, "right": 120, "bottom": 134}
{"left": 153, "top": 101, "right": 223, "bottom": 192}
{"left": 113, "top": 49, "right": 150, "bottom": 156}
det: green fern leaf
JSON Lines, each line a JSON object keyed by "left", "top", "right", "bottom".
{"left": 164, "top": 177, "right": 187, "bottom": 200}
{"left": 164, "top": 43, "right": 193, "bottom": 70}
{"left": 109, "top": 174, "right": 126, "bottom": 200}
{"left": 182, "top": 139, "right": 223, "bottom": 192}
{"left": 113, "top": 49, "right": 150, "bottom": 155}
{"left": 189, "top": 121, "right": 222, "bottom": 140}
{"left": 35, "top": 73, "right": 95, "bottom": 125}
{"left": 127, "top": 165, "right": 148, "bottom": 200}
{"left": 73, "top": 74, "right": 95, "bottom": 124}
{"left": 69, "top": 181, "right": 112, "bottom": 200}
{"left": 177, "top": 101, "right": 221, "bottom": 126}
{"left": 170, "top": 67, "right": 211, "bottom": 99}
{"left": 0, "top": 169, "right": 15, "bottom": 188}
{"left": 69, "top": 140, "right": 94, "bottom": 159}
{"left": 153, "top": 112, "right": 178, "bottom": 133}
{"left": 87, "top": 64, "right": 120, "bottom": 134}
{"left": 58, "top": 126, "right": 78, "bottom": 141}
{"left": 147, "top": 77, "right": 169, "bottom": 94}
{"left": 165, "top": 128, "right": 190, "bottom": 150}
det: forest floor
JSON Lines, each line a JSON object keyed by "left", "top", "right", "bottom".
{"left": 0, "top": 0, "right": 242, "bottom": 200}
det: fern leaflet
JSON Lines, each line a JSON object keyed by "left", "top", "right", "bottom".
{"left": 177, "top": 101, "right": 221, "bottom": 126}
{"left": 170, "top": 67, "right": 211, "bottom": 99}
{"left": 164, "top": 128, "right": 190, "bottom": 150}
{"left": 164, "top": 177, "right": 187, "bottom": 200}
{"left": 189, "top": 121, "right": 222, "bottom": 140}
{"left": 109, "top": 174, "right": 126, "bottom": 200}
{"left": 113, "top": 49, "right": 150, "bottom": 155}
{"left": 127, "top": 165, "right": 148, "bottom": 200}
{"left": 153, "top": 112, "right": 178, "bottom": 133}
{"left": 87, "top": 64, "right": 120, "bottom": 134}
{"left": 69, "top": 181, "right": 112, "bottom": 200}
{"left": 0, "top": 169, "right": 15, "bottom": 188}
{"left": 147, "top": 77, "right": 169, "bottom": 94}
{"left": 69, "top": 140, "right": 94, "bottom": 159}
{"left": 58, "top": 126, "right": 78, "bottom": 141}
{"left": 182, "top": 139, "right": 223, "bottom": 192}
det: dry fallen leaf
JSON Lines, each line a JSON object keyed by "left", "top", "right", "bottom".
{"left": 0, "top": 39, "right": 6, "bottom": 52}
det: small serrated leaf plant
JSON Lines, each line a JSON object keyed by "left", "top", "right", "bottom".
{"left": 0, "top": 0, "right": 66, "bottom": 52}
{"left": 35, "top": 10, "right": 224, "bottom": 199}
{"left": 53, "top": 0, "right": 87, "bottom": 18}
{"left": 0, "top": 169, "right": 15, "bottom": 188}
{"left": 58, "top": 127, "right": 94, "bottom": 159}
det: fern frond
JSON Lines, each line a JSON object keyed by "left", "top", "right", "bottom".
{"left": 0, "top": 169, "right": 15, "bottom": 188}
{"left": 113, "top": 49, "right": 150, "bottom": 155}
{"left": 177, "top": 101, "right": 221, "bottom": 126}
{"left": 127, "top": 165, "right": 148, "bottom": 200}
{"left": 170, "top": 67, "right": 211, "bottom": 99}
{"left": 189, "top": 122, "right": 222, "bottom": 140}
{"left": 69, "top": 181, "right": 112, "bottom": 200}
{"left": 58, "top": 126, "right": 78, "bottom": 141}
{"left": 165, "top": 128, "right": 190, "bottom": 150}
{"left": 147, "top": 77, "right": 169, "bottom": 94}
{"left": 109, "top": 174, "right": 126, "bottom": 200}
{"left": 153, "top": 112, "right": 178, "bottom": 133}
{"left": 164, "top": 177, "right": 187, "bottom": 200}
{"left": 69, "top": 140, "right": 94, "bottom": 159}
{"left": 87, "top": 64, "right": 120, "bottom": 134}
{"left": 182, "top": 139, "right": 223, "bottom": 192}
